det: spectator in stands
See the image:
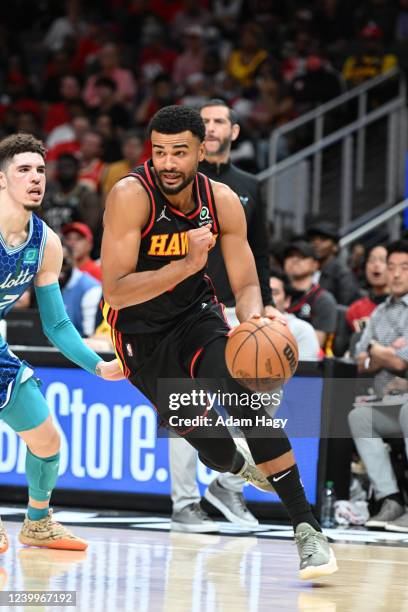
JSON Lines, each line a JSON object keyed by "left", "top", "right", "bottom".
{"left": 89, "top": 76, "right": 131, "bottom": 132}
{"left": 283, "top": 240, "right": 337, "bottom": 349}
{"left": 346, "top": 245, "right": 389, "bottom": 333}
{"left": 171, "top": 0, "right": 211, "bottom": 41}
{"left": 46, "top": 110, "right": 88, "bottom": 151}
{"left": 59, "top": 243, "right": 102, "bottom": 337}
{"left": 281, "top": 31, "right": 317, "bottom": 83}
{"left": 396, "top": 0, "right": 408, "bottom": 41}
{"left": 202, "top": 49, "right": 225, "bottom": 89}
{"left": 83, "top": 43, "right": 136, "bottom": 108}
{"left": 227, "top": 22, "right": 268, "bottom": 89}
{"left": 15, "top": 112, "right": 42, "bottom": 140}
{"left": 43, "top": 0, "right": 86, "bottom": 52}
{"left": 249, "top": 60, "right": 294, "bottom": 130}
{"left": 43, "top": 75, "right": 83, "bottom": 135}
{"left": 41, "top": 153, "right": 102, "bottom": 236}
{"left": 173, "top": 25, "right": 206, "bottom": 87}
{"left": 212, "top": 0, "right": 245, "bottom": 35}
{"left": 342, "top": 24, "right": 398, "bottom": 87}
{"left": 270, "top": 269, "right": 320, "bottom": 359}
{"left": 102, "top": 131, "right": 145, "bottom": 195}
{"left": 134, "top": 74, "right": 177, "bottom": 128}
{"left": 78, "top": 129, "right": 106, "bottom": 193}
{"left": 307, "top": 221, "right": 362, "bottom": 306}
{"left": 290, "top": 54, "right": 344, "bottom": 114}
{"left": 62, "top": 222, "right": 101, "bottom": 282}
{"left": 139, "top": 29, "right": 178, "bottom": 83}
{"left": 355, "top": 0, "right": 398, "bottom": 44}
{"left": 349, "top": 240, "right": 408, "bottom": 532}
{"left": 42, "top": 50, "right": 75, "bottom": 104}
{"left": 348, "top": 241, "right": 366, "bottom": 286}
{"left": 96, "top": 113, "right": 123, "bottom": 163}
{"left": 70, "top": 16, "right": 104, "bottom": 74}
{"left": 313, "top": 0, "right": 355, "bottom": 49}
{"left": 247, "top": 64, "right": 293, "bottom": 166}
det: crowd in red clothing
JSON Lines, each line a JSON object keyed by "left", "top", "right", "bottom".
{"left": 4, "top": 0, "right": 408, "bottom": 344}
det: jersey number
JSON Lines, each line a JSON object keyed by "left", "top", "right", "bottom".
{"left": 0, "top": 294, "right": 19, "bottom": 310}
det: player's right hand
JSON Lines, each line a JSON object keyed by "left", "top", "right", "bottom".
{"left": 185, "top": 225, "right": 213, "bottom": 274}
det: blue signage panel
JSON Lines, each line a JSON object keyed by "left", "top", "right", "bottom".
{"left": 0, "top": 370, "right": 322, "bottom": 504}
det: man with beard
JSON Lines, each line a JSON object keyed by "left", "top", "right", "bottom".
{"left": 169, "top": 100, "right": 273, "bottom": 533}
{"left": 101, "top": 106, "right": 338, "bottom": 580}
{"left": 0, "top": 133, "right": 123, "bottom": 554}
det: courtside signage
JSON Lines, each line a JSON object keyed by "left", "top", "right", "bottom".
{"left": 0, "top": 369, "right": 322, "bottom": 503}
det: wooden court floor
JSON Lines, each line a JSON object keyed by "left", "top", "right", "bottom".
{"left": 0, "top": 520, "right": 408, "bottom": 611}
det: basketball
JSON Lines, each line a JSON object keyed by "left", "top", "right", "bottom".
{"left": 225, "top": 318, "right": 299, "bottom": 391}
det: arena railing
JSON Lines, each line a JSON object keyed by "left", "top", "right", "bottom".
{"left": 257, "top": 68, "right": 407, "bottom": 238}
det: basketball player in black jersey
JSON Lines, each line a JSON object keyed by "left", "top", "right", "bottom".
{"left": 101, "top": 106, "right": 337, "bottom": 580}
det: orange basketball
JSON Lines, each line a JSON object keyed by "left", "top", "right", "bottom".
{"left": 225, "top": 318, "right": 299, "bottom": 391}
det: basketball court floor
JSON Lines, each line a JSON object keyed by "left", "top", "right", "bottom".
{"left": 0, "top": 506, "right": 407, "bottom": 611}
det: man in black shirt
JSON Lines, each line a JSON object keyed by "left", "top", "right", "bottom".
{"left": 306, "top": 221, "right": 362, "bottom": 306}
{"left": 283, "top": 241, "right": 337, "bottom": 350}
{"left": 170, "top": 100, "right": 273, "bottom": 533}
{"left": 199, "top": 100, "right": 273, "bottom": 321}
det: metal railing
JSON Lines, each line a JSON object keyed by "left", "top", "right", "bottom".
{"left": 339, "top": 198, "right": 408, "bottom": 247}
{"left": 257, "top": 68, "right": 407, "bottom": 238}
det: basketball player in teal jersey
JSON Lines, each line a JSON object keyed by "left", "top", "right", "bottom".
{"left": 101, "top": 106, "right": 338, "bottom": 580}
{"left": 0, "top": 134, "right": 124, "bottom": 553}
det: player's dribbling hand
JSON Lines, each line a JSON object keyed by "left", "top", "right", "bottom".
{"left": 252, "top": 306, "right": 287, "bottom": 326}
{"left": 185, "top": 224, "right": 214, "bottom": 274}
{"left": 96, "top": 359, "right": 126, "bottom": 381}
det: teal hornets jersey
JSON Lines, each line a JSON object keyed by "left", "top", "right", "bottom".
{"left": 0, "top": 214, "right": 47, "bottom": 408}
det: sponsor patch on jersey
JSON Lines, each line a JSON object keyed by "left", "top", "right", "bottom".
{"left": 23, "top": 248, "right": 38, "bottom": 264}
{"left": 126, "top": 343, "right": 133, "bottom": 357}
{"left": 199, "top": 205, "right": 211, "bottom": 223}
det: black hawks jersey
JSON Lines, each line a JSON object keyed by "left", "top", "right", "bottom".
{"left": 102, "top": 160, "right": 221, "bottom": 335}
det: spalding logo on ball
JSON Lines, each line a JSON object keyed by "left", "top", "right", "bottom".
{"left": 225, "top": 318, "right": 299, "bottom": 391}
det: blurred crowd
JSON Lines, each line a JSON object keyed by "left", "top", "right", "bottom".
{"left": 1, "top": 0, "right": 406, "bottom": 185}
{"left": 4, "top": 0, "right": 407, "bottom": 343}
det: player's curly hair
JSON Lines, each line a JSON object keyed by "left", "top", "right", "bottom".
{"left": 0, "top": 133, "right": 46, "bottom": 170}
{"left": 147, "top": 105, "right": 205, "bottom": 142}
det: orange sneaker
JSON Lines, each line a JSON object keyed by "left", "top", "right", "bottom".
{"left": 0, "top": 520, "right": 9, "bottom": 554}
{"left": 18, "top": 510, "right": 88, "bottom": 551}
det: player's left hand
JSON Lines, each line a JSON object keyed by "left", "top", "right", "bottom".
{"left": 261, "top": 305, "right": 287, "bottom": 325}
{"left": 96, "top": 359, "right": 125, "bottom": 381}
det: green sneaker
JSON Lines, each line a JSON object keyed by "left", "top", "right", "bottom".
{"left": 295, "top": 523, "right": 338, "bottom": 580}
{"left": 235, "top": 445, "right": 274, "bottom": 493}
